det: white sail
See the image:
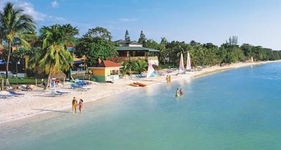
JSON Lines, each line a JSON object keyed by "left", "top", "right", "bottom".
{"left": 146, "top": 62, "right": 157, "bottom": 78}
{"left": 178, "top": 53, "right": 185, "bottom": 74}
{"left": 186, "top": 52, "right": 191, "bottom": 71}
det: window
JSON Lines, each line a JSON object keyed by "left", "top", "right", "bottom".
{"left": 110, "top": 70, "right": 119, "bottom": 75}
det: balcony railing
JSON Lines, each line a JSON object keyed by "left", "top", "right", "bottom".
{"left": 119, "top": 56, "right": 158, "bottom": 61}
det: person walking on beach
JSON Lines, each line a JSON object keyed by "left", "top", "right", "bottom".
{"left": 78, "top": 99, "right": 84, "bottom": 113}
{"left": 72, "top": 97, "right": 78, "bottom": 113}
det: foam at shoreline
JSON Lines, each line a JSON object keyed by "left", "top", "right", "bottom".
{"left": 0, "top": 61, "right": 274, "bottom": 124}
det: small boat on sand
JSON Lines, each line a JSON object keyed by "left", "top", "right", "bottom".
{"left": 133, "top": 82, "right": 147, "bottom": 87}
{"left": 129, "top": 83, "right": 139, "bottom": 87}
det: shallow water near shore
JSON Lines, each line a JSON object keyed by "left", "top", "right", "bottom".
{"left": 1, "top": 62, "right": 281, "bottom": 150}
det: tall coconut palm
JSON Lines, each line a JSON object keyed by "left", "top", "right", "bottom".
{"left": 0, "top": 2, "right": 36, "bottom": 85}
{"left": 30, "top": 24, "right": 76, "bottom": 89}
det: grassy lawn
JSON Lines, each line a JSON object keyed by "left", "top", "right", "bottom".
{"left": 1, "top": 77, "right": 45, "bottom": 85}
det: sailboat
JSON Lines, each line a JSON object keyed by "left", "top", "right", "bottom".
{"left": 146, "top": 62, "right": 157, "bottom": 78}
{"left": 186, "top": 52, "right": 191, "bottom": 71}
{"left": 178, "top": 53, "right": 185, "bottom": 74}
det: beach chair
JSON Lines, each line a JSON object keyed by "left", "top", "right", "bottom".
{"left": 76, "top": 80, "right": 86, "bottom": 86}
{"left": 8, "top": 90, "right": 25, "bottom": 96}
{"left": 135, "top": 74, "right": 140, "bottom": 78}
{"left": 20, "top": 85, "right": 32, "bottom": 91}
{"left": 55, "top": 90, "right": 71, "bottom": 95}
{"left": 139, "top": 74, "right": 146, "bottom": 78}
{"left": 136, "top": 74, "right": 146, "bottom": 78}
{"left": 41, "top": 90, "right": 62, "bottom": 97}
{"left": 81, "top": 80, "right": 91, "bottom": 85}
{"left": 50, "top": 90, "right": 64, "bottom": 96}
{"left": 0, "top": 94, "right": 14, "bottom": 99}
{"left": 71, "top": 83, "right": 82, "bottom": 89}
{"left": 0, "top": 92, "right": 14, "bottom": 98}
{"left": 70, "top": 84, "right": 88, "bottom": 91}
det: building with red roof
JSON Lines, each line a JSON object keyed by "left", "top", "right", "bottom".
{"left": 88, "top": 60, "right": 122, "bottom": 82}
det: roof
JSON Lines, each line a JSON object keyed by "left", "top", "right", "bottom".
{"left": 114, "top": 39, "right": 127, "bottom": 44}
{"left": 89, "top": 60, "right": 122, "bottom": 68}
{"left": 115, "top": 46, "right": 159, "bottom": 52}
{"left": 102, "top": 60, "right": 121, "bottom": 67}
{"left": 52, "top": 71, "right": 66, "bottom": 79}
{"left": 115, "top": 40, "right": 144, "bottom": 47}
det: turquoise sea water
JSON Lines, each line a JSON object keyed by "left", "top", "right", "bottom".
{"left": 1, "top": 62, "right": 281, "bottom": 150}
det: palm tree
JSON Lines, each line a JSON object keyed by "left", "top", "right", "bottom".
{"left": 132, "top": 59, "right": 148, "bottom": 74}
{"left": 30, "top": 24, "right": 76, "bottom": 89}
{"left": 120, "top": 61, "right": 132, "bottom": 78}
{"left": 0, "top": 2, "right": 36, "bottom": 85}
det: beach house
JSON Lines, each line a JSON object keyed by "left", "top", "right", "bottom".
{"left": 114, "top": 40, "right": 159, "bottom": 65}
{"left": 88, "top": 60, "right": 122, "bottom": 83}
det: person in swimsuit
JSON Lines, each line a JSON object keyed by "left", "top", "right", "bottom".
{"left": 78, "top": 99, "right": 83, "bottom": 113}
{"left": 72, "top": 97, "right": 78, "bottom": 113}
{"left": 179, "top": 88, "right": 183, "bottom": 96}
{"left": 175, "top": 88, "right": 180, "bottom": 97}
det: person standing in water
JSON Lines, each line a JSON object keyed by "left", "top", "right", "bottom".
{"left": 72, "top": 97, "right": 78, "bottom": 113}
{"left": 179, "top": 88, "right": 183, "bottom": 96}
{"left": 78, "top": 99, "right": 84, "bottom": 113}
{"left": 175, "top": 88, "right": 180, "bottom": 97}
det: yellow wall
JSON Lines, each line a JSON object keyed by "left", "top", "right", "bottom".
{"left": 105, "top": 69, "right": 111, "bottom": 76}
{"left": 92, "top": 68, "right": 105, "bottom": 76}
{"left": 90, "top": 67, "right": 120, "bottom": 82}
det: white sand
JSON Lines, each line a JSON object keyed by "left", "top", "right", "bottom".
{"left": 0, "top": 61, "right": 272, "bottom": 123}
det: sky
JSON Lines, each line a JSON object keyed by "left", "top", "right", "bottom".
{"left": 1, "top": 0, "right": 281, "bottom": 50}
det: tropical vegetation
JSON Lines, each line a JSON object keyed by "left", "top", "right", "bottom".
{"left": 1, "top": 2, "right": 281, "bottom": 87}
{"left": 0, "top": 2, "right": 36, "bottom": 85}
{"left": 29, "top": 24, "right": 78, "bottom": 89}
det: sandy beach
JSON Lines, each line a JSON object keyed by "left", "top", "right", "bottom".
{"left": 0, "top": 61, "right": 270, "bottom": 124}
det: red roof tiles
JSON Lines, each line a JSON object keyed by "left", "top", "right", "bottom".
{"left": 103, "top": 60, "right": 121, "bottom": 67}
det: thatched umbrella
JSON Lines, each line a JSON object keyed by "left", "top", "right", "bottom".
{"left": 52, "top": 71, "right": 66, "bottom": 79}
{"left": 52, "top": 71, "right": 66, "bottom": 86}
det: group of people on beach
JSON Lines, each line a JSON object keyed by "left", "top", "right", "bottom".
{"left": 72, "top": 97, "right": 83, "bottom": 113}
{"left": 166, "top": 75, "right": 171, "bottom": 82}
{"left": 175, "top": 88, "right": 183, "bottom": 97}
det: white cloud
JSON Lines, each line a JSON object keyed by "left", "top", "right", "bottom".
{"left": 118, "top": 18, "right": 138, "bottom": 22}
{"left": 18, "top": 2, "right": 47, "bottom": 21}
{"left": 0, "top": 0, "right": 65, "bottom": 23}
{"left": 51, "top": 1, "right": 59, "bottom": 8}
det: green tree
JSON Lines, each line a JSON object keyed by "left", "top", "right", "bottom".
{"left": 62, "top": 24, "right": 79, "bottom": 37}
{"left": 144, "top": 39, "right": 159, "bottom": 49}
{"left": 84, "top": 27, "right": 112, "bottom": 41}
{"left": 240, "top": 43, "right": 253, "bottom": 60}
{"left": 202, "top": 43, "right": 220, "bottom": 65}
{"left": 132, "top": 59, "right": 148, "bottom": 74}
{"left": 158, "top": 37, "right": 168, "bottom": 64}
{"left": 30, "top": 24, "right": 76, "bottom": 89}
{"left": 75, "top": 27, "right": 117, "bottom": 66}
{"left": 138, "top": 30, "right": 146, "bottom": 45}
{"left": 226, "top": 36, "right": 238, "bottom": 45}
{"left": 120, "top": 61, "right": 132, "bottom": 77}
{"left": 0, "top": 2, "right": 36, "bottom": 85}
{"left": 125, "top": 29, "right": 130, "bottom": 44}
